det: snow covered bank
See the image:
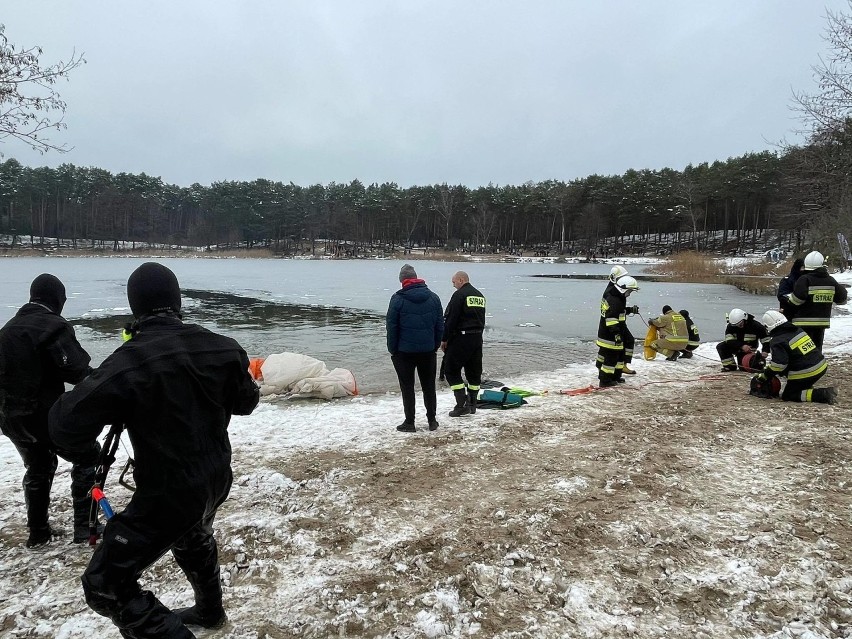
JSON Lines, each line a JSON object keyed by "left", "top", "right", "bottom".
{"left": 0, "top": 276, "right": 850, "bottom": 638}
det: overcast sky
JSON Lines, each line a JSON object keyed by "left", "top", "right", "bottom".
{"left": 2, "top": 1, "right": 849, "bottom": 188}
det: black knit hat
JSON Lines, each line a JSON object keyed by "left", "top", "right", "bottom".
{"left": 29, "top": 273, "right": 67, "bottom": 314}
{"left": 662, "top": 305, "right": 673, "bottom": 314}
{"left": 127, "top": 262, "right": 181, "bottom": 318}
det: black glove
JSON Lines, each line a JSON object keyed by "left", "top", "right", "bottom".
{"left": 614, "top": 334, "right": 623, "bottom": 345}
{"left": 628, "top": 305, "right": 639, "bottom": 315}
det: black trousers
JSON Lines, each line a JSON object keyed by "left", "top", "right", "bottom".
{"left": 781, "top": 369, "right": 826, "bottom": 402}
{"left": 623, "top": 328, "right": 635, "bottom": 364}
{"left": 716, "top": 342, "right": 750, "bottom": 368}
{"left": 443, "top": 334, "right": 483, "bottom": 391}
{"left": 7, "top": 414, "right": 98, "bottom": 533}
{"left": 82, "top": 482, "right": 229, "bottom": 639}
{"left": 391, "top": 351, "right": 437, "bottom": 422}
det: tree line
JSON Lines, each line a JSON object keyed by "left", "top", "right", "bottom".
{"left": 3, "top": 4, "right": 852, "bottom": 259}
{"left": 0, "top": 146, "right": 844, "bottom": 257}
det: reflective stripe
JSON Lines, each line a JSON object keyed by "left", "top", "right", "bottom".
{"left": 808, "top": 285, "right": 835, "bottom": 304}
{"left": 720, "top": 356, "right": 735, "bottom": 366}
{"left": 803, "top": 388, "right": 813, "bottom": 402}
{"left": 790, "top": 333, "right": 817, "bottom": 355}
{"left": 605, "top": 318, "right": 620, "bottom": 327}
{"left": 789, "top": 293, "right": 805, "bottom": 305}
{"left": 450, "top": 383, "right": 466, "bottom": 391}
{"left": 468, "top": 385, "right": 480, "bottom": 391}
{"left": 596, "top": 338, "right": 624, "bottom": 350}
{"left": 725, "top": 335, "right": 737, "bottom": 342}
{"left": 662, "top": 337, "right": 688, "bottom": 344}
{"left": 767, "top": 362, "right": 786, "bottom": 373}
{"left": 792, "top": 318, "right": 831, "bottom": 327}
{"left": 788, "top": 360, "right": 827, "bottom": 380}
{"left": 687, "top": 340, "right": 700, "bottom": 347}
{"left": 600, "top": 364, "right": 616, "bottom": 374}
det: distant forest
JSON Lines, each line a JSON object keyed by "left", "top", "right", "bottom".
{"left": 3, "top": 6, "right": 852, "bottom": 259}
{"left": 0, "top": 139, "right": 848, "bottom": 259}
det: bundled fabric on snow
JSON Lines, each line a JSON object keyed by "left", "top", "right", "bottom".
{"left": 477, "top": 388, "right": 528, "bottom": 409}
{"left": 248, "top": 352, "right": 358, "bottom": 399}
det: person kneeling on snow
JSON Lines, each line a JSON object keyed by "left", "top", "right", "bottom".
{"left": 716, "top": 308, "right": 770, "bottom": 372}
{"left": 649, "top": 306, "right": 688, "bottom": 361}
{"left": 678, "top": 309, "right": 700, "bottom": 359}
{"left": 751, "top": 310, "right": 837, "bottom": 404}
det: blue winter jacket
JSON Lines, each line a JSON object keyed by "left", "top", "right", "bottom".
{"left": 386, "top": 281, "right": 444, "bottom": 354}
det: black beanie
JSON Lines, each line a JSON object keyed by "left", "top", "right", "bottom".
{"left": 679, "top": 309, "right": 690, "bottom": 317}
{"left": 127, "top": 262, "right": 181, "bottom": 318}
{"left": 662, "top": 305, "right": 673, "bottom": 314}
{"left": 29, "top": 273, "right": 67, "bottom": 314}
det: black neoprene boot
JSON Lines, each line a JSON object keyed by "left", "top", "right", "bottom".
{"left": 175, "top": 604, "right": 227, "bottom": 629}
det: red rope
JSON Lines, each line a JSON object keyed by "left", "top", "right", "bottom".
{"left": 557, "top": 372, "right": 736, "bottom": 395}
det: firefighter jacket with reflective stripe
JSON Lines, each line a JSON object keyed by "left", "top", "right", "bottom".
{"left": 684, "top": 315, "right": 700, "bottom": 348}
{"left": 764, "top": 321, "right": 827, "bottom": 381}
{"left": 650, "top": 311, "right": 688, "bottom": 344}
{"left": 442, "top": 283, "right": 486, "bottom": 340}
{"left": 788, "top": 267, "right": 848, "bottom": 328}
{"left": 596, "top": 288, "right": 627, "bottom": 350}
{"left": 724, "top": 316, "right": 770, "bottom": 352}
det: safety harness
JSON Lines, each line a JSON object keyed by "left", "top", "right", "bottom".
{"left": 88, "top": 423, "right": 135, "bottom": 545}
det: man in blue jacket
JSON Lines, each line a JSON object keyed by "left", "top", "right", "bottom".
{"left": 386, "top": 264, "right": 444, "bottom": 432}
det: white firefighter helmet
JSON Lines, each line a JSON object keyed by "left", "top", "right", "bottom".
{"left": 615, "top": 275, "right": 639, "bottom": 295}
{"left": 803, "top": 250, "right": 824, "bottom": 270}
{"left": 609, "top": 265, "right": 629, "bottom": 284}
{"left": 762, "top": 310, "right": 787, "bottom": 333}
{"left": 728, "top": 308, "right": 747, "bottom": 325}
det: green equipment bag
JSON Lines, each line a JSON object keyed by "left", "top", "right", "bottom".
{"left": 477, "top": 389, "right": 528, "bottom": 409}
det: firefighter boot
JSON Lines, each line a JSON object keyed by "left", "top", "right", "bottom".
{"left": 811, "top": 387, "right": 838, "bottom": 405}
{"left": 468, "top": 389, "right": 479, "bottom": 414}
{"left": 448, "top": 389, "right": 471, "bottom": 417}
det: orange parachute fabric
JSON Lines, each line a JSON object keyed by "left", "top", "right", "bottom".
{"left": 248, "top": 357, "right": 266, "bottom": 381}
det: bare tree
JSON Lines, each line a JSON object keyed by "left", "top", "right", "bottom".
{"left": 792, "top": 4, "right": 852, "bottom": 133}
{"left": 0, "top": 24, "right": 85, "bottom": 154}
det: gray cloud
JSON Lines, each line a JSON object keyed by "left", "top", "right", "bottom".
{"left": 2, "top": 1, "right": 846, "bottom": 187}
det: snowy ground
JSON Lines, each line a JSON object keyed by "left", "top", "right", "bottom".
{"left": 0, "top": 275, "right": 850, "bottom": 638}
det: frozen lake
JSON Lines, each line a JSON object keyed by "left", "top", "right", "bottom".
{"left": 0, "top": 256, "right": 773, "bottom": 392}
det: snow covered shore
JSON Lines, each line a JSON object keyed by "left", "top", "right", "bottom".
{"left": 0, "top": 275, "right": 849, "bottom": 638}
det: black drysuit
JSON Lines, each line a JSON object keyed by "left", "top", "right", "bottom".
{"left": 0, "top": 303, "right": 98, "bottom": 539}
{"left": 49, "top": 315, "right": 259, "bottom": 639}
